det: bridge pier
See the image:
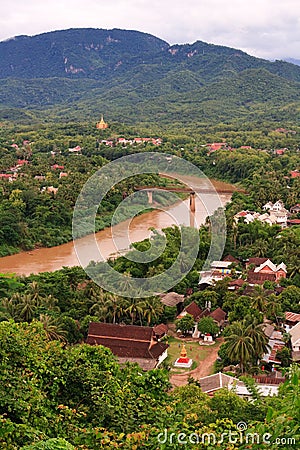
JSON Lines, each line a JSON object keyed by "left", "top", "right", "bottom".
{"left": 189, "top": 211, "right": 195, "bottom": 228}
{"left": 190, "top": 192, "right": 196, "bottom": 213}
{"left": 147, "top": 191, "right": 153, "bottom": 204}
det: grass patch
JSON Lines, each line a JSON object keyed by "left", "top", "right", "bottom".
{"left": 165, "top": 336, "right": 210, "bottom": 372}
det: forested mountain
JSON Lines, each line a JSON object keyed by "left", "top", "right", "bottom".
{"left": 0, "top": 28, "right": 299, "bottom": 124}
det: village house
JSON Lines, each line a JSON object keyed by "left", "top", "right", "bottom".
{"left": 289, "top": 322, "right": 300, "bottom": 353}
{"left": 290, "top": 204, "right": 300, "bottom": 214}
{"left": 198, "top": 372, "right": 280, "bottom": 398}
{"left": 290, "top": 169, "right": 300, "bottom": 178}
{"left": 198, "top": 260, "right": 236, "bottom": 288}
{"left": 176, "top": 301, "right": 226, "bottom": 338}
{"left": 274, "top": 128, "right": 296, "bottom": 134}
{"left": 68, "top": 145, "right": 82, "bottom": 153}
{"left": 206, "top": 142, "right": 231, "bottom": 153}
{"left": 41, "top": 186, "right": 59, "bottom": 195}
{"left": 0, "top": 173, "right": 18, "bottom": 182}
{"left": 153, "top": 323, "right": 168, "bottom": 340}
{"left": 261, "top": 324, "right": 285, "bottom": 367}
{"left": 235, "top": 201, "right": 289, "bottom": 228}
{"left": 287, "top": 219, "right": 300, "bottom": 226}
{"left": 274, "top": 148, "right": 287, "bottom": 156}
{"left": 116, "top": 137, "right": 162, "bottom": 146}
{"left": 284, "top": 312, "right": 300, "bottom": 331}
{"left": 246, "top": 259, "right": 286, "bottom": 286}
{"left": 51, "top": 164, "right": 64, "bottom": 170}
{"left": 228, "top": 278, "right": 246, "bottom": 291}
{"left": 86, "top": 322, "right": 168, "bottom": 371}
{"left": 158, "top": 291, "right": 184, "bottom": 315}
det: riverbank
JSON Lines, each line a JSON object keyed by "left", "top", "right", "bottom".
{"left": 0, "top": 177, "right": 236, "bottom": 276}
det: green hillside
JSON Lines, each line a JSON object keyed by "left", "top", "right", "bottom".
{"left": 0, "top": 28, "right": 299, "bottom": 124}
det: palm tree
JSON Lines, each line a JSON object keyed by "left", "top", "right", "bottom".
{"left": 104, "top": 293, "right": 122, "bottom": 324}
{"left": 265, "top": 296, "right": 283, "bottom": 325}
{"left": 143, "top": 296, "right": 164, "bottom": 326}
{"left": 119, "top": 272, "right": 134, "bottom": 296}
{"left": 40, "top": 295, "right": 60, "bottom": 313}
{"left": 245, "top": 320, "right": 270, "bottom": 364}
{"left": 89, "top": 297, "right": 109, "bottom": 322}
{"left": 25, "top": 281, "right": 41, "bottom": 305}
{"left": 38, "top": 314, "right": 67, "bottom": 342}
{"left": 0, "top": 297, "right": 19, "bottom": 321}
{"left": 15, "top": 293, "right": 37, "bottom": 322}
{"left": 225, "top": 322, "right": 255, "bottom": 373}
{"left": 125, "top": 297, "right": 145, "bottom": 325}
{"left": 250, "top": 285, "right": 268, "bottom": 313}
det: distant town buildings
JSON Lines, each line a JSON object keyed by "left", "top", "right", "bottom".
{"left": 234, "top": 200, "right": 290, "bottom": 228}
{"left": 100, "top": 137, "right": 162, "bottom": 147}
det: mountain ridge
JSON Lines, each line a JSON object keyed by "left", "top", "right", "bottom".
{"left": 0, "top": 28, "right": 299, "bottom": 124}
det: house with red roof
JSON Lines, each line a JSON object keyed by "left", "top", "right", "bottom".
{"left": 68, "top": 145, "right": 82, "bottom": 153}
{"left": 51, "top": 164, "right": 64, "bottom": 170}
{"left": 177, "top": 302, "right": 226, "bottom": 337}
{"left": 285, "top": 312, "right": 300, "bottom": 331}
{"left": 207, "top": 142, "right": 230, "bottom": 153}
{"left": 246, "top": 259, "right": 286, "bottom": 285}
{"left": 290, "top": 170, "right": 300, "bottom": 178}
{"left": 290, "top": 204, "right": 300, "bottom": 214}
{"left": 287, "top": 219, "right": 300, "bottom": 226}
{"left": 86, "top": 322, "right": 168, "bottom": 371}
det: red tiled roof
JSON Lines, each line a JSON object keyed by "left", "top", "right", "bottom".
{"left": 290, "top": 170, "right": 300, "bottom": 178}
{"left": 51, "top": 164, "right": 64, "bottom": 170}
{"left": 88, "top": 322, "right": 153, "bottom": 341}
{"left": 223, "top": 254, "right": 239, "bottom": 263}
{"left": 285, "top": 312, "right": 300, "bottom": 323}
{"left": 247, "top": 272, "right": 276, "bottom": 285}
{"left": 268, "top": 344, "right": 284, "bottom": 364}
{"left": 185, "top": 301, "right": 203, "bottom": 320}
{"left": 153, "top": 323, "right": 168, "bottom": 337}
{"left": 209, "top": 307, "right": 226, "bottom": 324}
{"left": 229, "top": 278, "right": 245, "bottom": 287}
{"left": 86, "top": 322, "right": 168, "bottom": 360}
{"left": 247, "top": 257, "right": 269, "bottom": 267}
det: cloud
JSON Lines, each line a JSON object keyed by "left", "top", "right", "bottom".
{"left": 0, "top": 0, "right": 300, "bottom": 59}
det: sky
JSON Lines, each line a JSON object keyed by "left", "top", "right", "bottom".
{"left": 1, "top": 0, "right": 300, "bottom": 60}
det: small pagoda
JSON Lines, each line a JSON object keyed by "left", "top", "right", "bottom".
{"left": 174, "top": 343, "right": 193, "bottom": 368}
{"left": 96, "top": 115, "right": 108, "bottom": 129}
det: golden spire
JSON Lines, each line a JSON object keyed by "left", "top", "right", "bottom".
{"left": 180, "top": 343, "right": 187, "bottom": 358}
{"left": 96, "top": 115, "right": 108, "bottom": 129}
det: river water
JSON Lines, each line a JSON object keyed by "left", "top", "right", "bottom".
{"left": 0, "top": 178, "right": 235, "bottom": 276}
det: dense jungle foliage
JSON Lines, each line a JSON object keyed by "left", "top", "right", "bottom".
{"left": 0, "top": 29, "right": 300, "bottom": 124}
{"left": 0, "top": 104, "right": 299, "bottom": 449}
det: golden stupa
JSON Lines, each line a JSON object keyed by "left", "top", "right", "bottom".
{"left": 174, "top": 342, "right": 193, "bottom": 368}
{"left": 96, "top": 115, "right": 108, "bottom": 129}
{"left": 180, "top": 343, "right": 187, "bottom": 358}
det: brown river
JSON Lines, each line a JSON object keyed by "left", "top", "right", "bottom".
{"left": 0, "top": 178, "right": 236, "bottom": 276}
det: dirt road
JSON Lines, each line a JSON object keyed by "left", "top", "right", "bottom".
{"left": 170, "top": 338, "right": 223, "bottom": 388}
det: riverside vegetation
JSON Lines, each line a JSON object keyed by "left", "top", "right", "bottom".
{"left": 0, "top": 119, "right": 299, "bottom": 447}
{"left": 0, "top": 28, "right": 299, "bottom": 449}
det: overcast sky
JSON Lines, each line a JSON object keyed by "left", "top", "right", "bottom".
{"left": 1, "top": 0, "right": 300, "bottom": 60}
